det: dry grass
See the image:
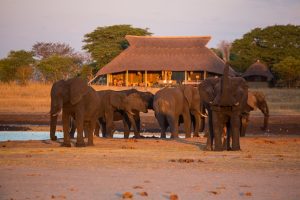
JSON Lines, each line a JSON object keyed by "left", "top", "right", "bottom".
{"left": 0, "top": 83, "right": 159, "bottom": 113}
{"left": 0, "top": 82, "right": 299, "bottom": 114}
{"left": 0, "top": 82, "right": 52, "bottom": 113}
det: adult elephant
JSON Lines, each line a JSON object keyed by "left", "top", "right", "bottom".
{"left": 50, "top": 77, "right": 102, "bottom": 147}
{"left": 96, "top": 90, "right": 149, "bottom": 138}
{"left": 199, "top": 89, "right": 269, "bottom": 146}
{"left": 241, "top": 91, "right": 269, "bottom": 136}
{"left": 198, "top": 63, "right": 248, "bottom": 151}
{"left": 153, "top": 85, "right": 202, "bottom": 138}
{"left": 115, "top": 89, "right": 154, "bottom": 137}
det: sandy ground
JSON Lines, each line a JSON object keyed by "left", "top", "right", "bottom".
{"left": 0, "top": 112, "right": 300, "bottom": 199}
{"left": 0, "top": 136, "right": 300, "bottom": 200}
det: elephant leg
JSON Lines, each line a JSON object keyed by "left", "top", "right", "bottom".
{"left": 182, "top": 112, "right": 191, "bottom": 138}
{"left": 167, "top": 115, "right": 179, "bottom": 139}
{"left": 50, "top": 115, "right": 58, "bottom": 141}
{"left": 135, "top": 115, "right": 141, "bottom": 133}
{"left": 87, "top": 119, "right": 96, "bottom": 146}
{"left": 192, "top": 114, "right": 200, "bottom": 137}
{"left": 62, "top": 112, "right": 71, "bottom": 147}
{"left": 123, "top": 117, "right": 131, "bottom": 139}
{"left": 205, "top": 109, "right": 213, "bottom": 151}
{"left": 224, "top": 122, "right": 232, "bottom": 151}
{"left": 156, "top": 114, "right": 168, "bottom": 138}
{"left": 199, "top": 116, "right": 205, "bottom": 133}
{"left": 231, "top": 115, "right": 241, "bottom": 151}
{"left": 94, "top": 121, "right": 100, "bottom": 137}
{"left": 69, "top": 117, "right": 76, "bottom": 139}
{"left": 105, "top": 112, "right": 114, "bottom": 138}
{"left": 240, "top": 114, "right": 249, "bottom": 137}
{"left": 127, "top": 114, "right": 140, "bottom": 138}
{"left": 212, "top": 112, "right": 223, "bottom": 151}
{"left": 100, "top": 121, "right": 107, "bottom": 138}
{"left": 222, "top": 126, "right": 227, "bottom": 149}
{"left": 75, "top": 112, "right": 85, "bottom": 147}
{"left": 83, "top": 122, "right": 89, "bottom": 138}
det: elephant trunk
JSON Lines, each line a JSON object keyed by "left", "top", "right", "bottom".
{"left": 49, "top": 98, "right": 62, "bottom": 141}
{"left": 219, "top": 62, "right": 230, "bottom": 106}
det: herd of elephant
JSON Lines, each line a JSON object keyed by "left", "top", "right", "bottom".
{"left": 49, "top": 63, "right": 269, "bottom": 151}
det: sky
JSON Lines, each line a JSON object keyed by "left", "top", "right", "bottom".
{"left": 0, "top": 0, "right": 300, "bottom": 58}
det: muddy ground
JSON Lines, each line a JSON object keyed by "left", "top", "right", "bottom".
{"left": 0, "top": 112, "right": 300, "bottom": 199}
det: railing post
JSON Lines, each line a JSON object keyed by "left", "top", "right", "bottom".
{"left": 145, "top": 70, "right": 147, "bottom": 88}
{"left": 126, "top": 70, "right": 129, "bottom": 87}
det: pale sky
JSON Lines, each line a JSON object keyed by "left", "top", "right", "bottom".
{"left": 0, "top": 0, "right": 299, "bottom": 58}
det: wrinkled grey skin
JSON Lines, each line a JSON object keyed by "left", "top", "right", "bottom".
{"left": 95, "top": 90, "right": 149, "bottom": 138}
{"left": 153, "top": 85, "right": 202, "bottom": 139}
{"left": 50, "top": 77, "right": 102, "bottom": 147}
{"left": 241, "top": 91, "right": 269, "bottom": 137}
{"left": 198, "top": 63, "right": 248, "bottom": 151}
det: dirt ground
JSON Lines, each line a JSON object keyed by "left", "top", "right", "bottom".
{"left": 0, "top": 112, "right": 300, "bottom": 199}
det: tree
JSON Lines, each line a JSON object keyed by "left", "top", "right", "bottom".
{"left": 79, "top": 65, "right": 93, "bottom": 81}
{"left": 82, "top": 24, "right": 152, "bottom": 72}
{"left": 273, "top": 56, "right": 300, "bottom": 87}
{"left": 32, "top": 42, "right": 75, "bottom": 59}
{"left": 0, "top": 50, "right": 35, "bottom": 83}
{"left": 230, "top": 25, "right": 300, "bottom": 72}
{"left": 36, "top": 55, "right": 80, "bottom": 82}
{"left": 15, "top": 65, "right": 34, "bottom": 85}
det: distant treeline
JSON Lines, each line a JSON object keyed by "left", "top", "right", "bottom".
{"left": 0, "top": 24, "right": 299, "bottom": 87}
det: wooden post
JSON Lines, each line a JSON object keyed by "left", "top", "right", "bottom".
{"left": 144, "top": 70, "right": 148, "bottom": 88}
{"left": 204, "top": 71, "right": 207, "bottom": 80}
{"left": 126, "top": 70, "right": 129, "bottom": 87}
{"left": 107, "top": 74, "right": 110, "bottom": 86}
{"left": 184, "top": 71, "right": 187, "bottom": 84}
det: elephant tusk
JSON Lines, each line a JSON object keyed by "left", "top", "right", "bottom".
{"left": 201, "top": 113, "right": 208, "bottom": 118}
{"left": 195, "top": 110, "right": 208, "bottom": 118}
{"left": 51, "top": 110, "right": 61, "bottom": 117}
{"left": 234, "top": 102, "right": 240, "bottom": 106}
{"left": 127, "top": 110, "right": 135, "bottom": 116}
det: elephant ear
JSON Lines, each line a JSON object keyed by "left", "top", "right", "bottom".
{"left": 183, "top": 86, "right": 193, "bottom": 107}
{"left": 69, "top": 78, "right": 90, "bottom": 105}
{"left": 110, "top": 92, "right": 125, "bottom": 110}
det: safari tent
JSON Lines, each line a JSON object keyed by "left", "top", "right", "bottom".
{"left": 93, "top": 35, "right": 235, "bottom": 86}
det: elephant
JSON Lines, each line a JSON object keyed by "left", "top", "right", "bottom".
{"left": 198, "top": 63, "right": 248, "bottom": 151}
{"left": 199, "top": 89, "right": 269, "bottom": 139}
{"left": 50, "top": 77, "right": 102, "bottom": 147}
{"left": 240, "top": 91, "right": 269, "bottom": 136}
{"left": 96, "top": 89, "right": 153, "bottom": 138}
{"left": 96, "top": 90, "right": 149, "bottom": 138}
{"left": 153, "top": 85, "right": 202, "bottom": 139}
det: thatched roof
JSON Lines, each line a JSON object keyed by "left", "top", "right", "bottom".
{"left": 96, "top": 35, "right": 235, "bottom": 76}
{"left": 242, "top": 60, "right": 274, "bottom": 81}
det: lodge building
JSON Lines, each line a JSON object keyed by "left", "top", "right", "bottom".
{"left": 93, "top": 35, "right": 235, "bottom": 86}
{"left": 242, "top": 60, "right": 274, "bottom": 88}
